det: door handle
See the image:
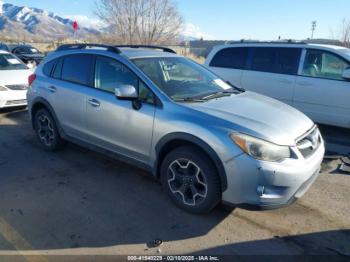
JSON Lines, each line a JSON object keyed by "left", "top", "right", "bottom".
{"left": 298, "top": 81, "right": 313, "bottom": 87}
{"left": 47, "top": 86, "right": 57, "bottom": 93}
{"left": 88, "top": 98, "right": 100, "bottom": 107}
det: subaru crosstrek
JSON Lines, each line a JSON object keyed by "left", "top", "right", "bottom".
{"left": 27, "top": 44, "right": 325, "bottom": 214}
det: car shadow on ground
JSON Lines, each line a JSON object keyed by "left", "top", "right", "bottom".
{"left": 192, "top": 230, "right": 350, "bottom": 256}
{"left": 0, "top": 109, "right": 234, "bottom": 250}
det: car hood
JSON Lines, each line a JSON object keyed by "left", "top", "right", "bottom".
{"left": 184, "top": 91, "right": 314, "bottom": 146}
{"left": 0, "top": 70, "right": 32, "bottom": 86}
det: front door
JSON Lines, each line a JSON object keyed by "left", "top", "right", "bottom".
{"left": 85, "top": 55, "right": 156, "bottom": 163}
{"left": 294, "top": 49, "right": 350, "bottom": 127}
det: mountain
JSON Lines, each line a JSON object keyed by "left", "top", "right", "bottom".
{"left": 0, "top": 1, "right": 204, "bottom": 42}
{"left": 0, "top": 1, "right": 101, "bottom": 40}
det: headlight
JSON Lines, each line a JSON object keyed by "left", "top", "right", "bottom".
{"left": 230, "top": 133, "right": 291, "bottom": 162}
{"left": 0, "top": 85, "right": 7, "bottom": 91}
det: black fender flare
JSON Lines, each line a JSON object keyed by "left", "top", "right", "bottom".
{"left": 154, "top": 132, "right": 228, "bottom": 191}
{"left": 30, "top": 97, "right": 65, "bottom": 137}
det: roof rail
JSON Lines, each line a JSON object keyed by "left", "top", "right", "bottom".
{"left": 114, "top": 45, "right": 176, "bottom": 54}
{"left": 227, "top": 40, "right": 307, "bottom": 45}
{"left": 56, "top": 44, "right": 121, "bottom": 54}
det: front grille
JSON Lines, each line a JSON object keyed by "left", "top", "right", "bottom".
{"left": 5, "top": 99, "right": 27, "bottom": 105}
{"left": 296, "top": 126, "right": 321, "bottom": 159}
{"left": 5, "top": 85, "right": 28, "bottom": 90}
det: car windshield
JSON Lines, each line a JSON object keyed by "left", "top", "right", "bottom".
{"left": 339, "top": 49, "right": 350, "bottom": 61}
{"left": 0, "top": 54, "right": 28, "bottom": 70}
{"left": 132, "top": 57, "right": 236, "bottom": 101}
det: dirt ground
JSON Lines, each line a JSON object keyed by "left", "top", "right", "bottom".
{"left": 0, "top": 108, "right": 349, "bottom": 260}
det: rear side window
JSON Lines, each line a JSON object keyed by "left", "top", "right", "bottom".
{"left": 251, "top": 47, "right": 300, "bottom": 75}
{"left": 61, "top": 54, "right": 93, "bottom": 86}
{"left": 276, "top": 48, "right": 301, "bottom": 74}
{"left": 251, "top": 47, "right": 276, "bottom": 72}
{"left": 52, "top": 58, "right": 63, "bottom": 79}
{"left": 210, "top": 47, "right": 248, "bottom": 69}
{"left": 43, "top": 59, "right": 57, "bottom": 77}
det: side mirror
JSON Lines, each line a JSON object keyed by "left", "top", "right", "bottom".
{"left": 115, "top": 85, "right": 138, "bottom": 100}
{"left": 342, "top": 68, "right": 350, "bottom": 80}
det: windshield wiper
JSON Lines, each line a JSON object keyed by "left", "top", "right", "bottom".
{"left": 226, "top": 81, "right": 245, "bottom": 92}
{"left": 173, "top": 97, "right": 206, "bottom": 102}
{"left": 201, "top": 91, "right": 235, "bottom": 100}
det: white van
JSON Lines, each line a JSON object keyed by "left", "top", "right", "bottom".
{"left": 205, "top": 42, "right": 350, "bottom": 128}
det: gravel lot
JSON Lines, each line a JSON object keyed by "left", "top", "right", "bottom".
{"left": 0, "top": 108, "right": 349, "bottom": 259}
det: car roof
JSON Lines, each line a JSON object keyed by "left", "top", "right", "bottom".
{"left": 11, "top": 44, "right": 33, "bottom": 48}
{"left": 119, "top": 48, "right": 179, "bottom": 59}
{"left": 0, "top": 50, "right": 11, "bottom": 54}
{"left": 50, "top": 46, "right": 180, "bottom": 60}
{"left": 214, "top": 42, "right": 348, "bottom": 51}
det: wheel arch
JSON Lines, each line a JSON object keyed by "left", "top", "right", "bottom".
{"left": 30, "top": 98, "right": 63, "bottom": 135}
{"left": 154, "top": 132, "right": 228, "bottom": 191}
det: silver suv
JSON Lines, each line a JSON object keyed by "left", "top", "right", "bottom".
{"left": 27, "top": 44, "right": 325, "bottom": 214}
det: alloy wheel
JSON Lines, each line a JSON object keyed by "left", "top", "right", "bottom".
{"left": 37, "top": 114, "right": 55, "bottom": 147}
{"left": 167, "top": 159, "right": 208, "bottom": 206}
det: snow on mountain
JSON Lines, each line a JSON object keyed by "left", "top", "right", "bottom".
{"left": 0, "top": 1, "right": 209, "bottom": 42}
{"left": 0, "top": 1, "right": 101, "bottom": 40}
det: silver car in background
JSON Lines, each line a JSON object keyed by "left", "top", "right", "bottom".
{"left": 27, "top": 44, "right": 325, "bottom": 213}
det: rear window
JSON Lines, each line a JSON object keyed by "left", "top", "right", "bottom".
{"left": 210, "top": 47, "right": 248, "bottom": 69}
{"left": 250, "top": 47, "right": 301, "bottom": 75}
{"left": 61, "top": 55, "right": 93, "bottom": 86}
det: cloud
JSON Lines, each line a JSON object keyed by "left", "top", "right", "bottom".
{"left": 182, "top": 23, "right": 215, "bottom": 40}
{"left": 63, "top": 15, "right": 105, "bottom": 29}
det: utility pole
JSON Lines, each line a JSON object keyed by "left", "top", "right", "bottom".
{"left": 311, "top": 21, "right": 317, "bottom": 39}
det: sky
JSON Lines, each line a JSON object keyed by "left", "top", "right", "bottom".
{"left": 6, "top": 0, "right": 350, "bottom": 40}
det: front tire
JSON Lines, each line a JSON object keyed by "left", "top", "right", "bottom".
{"left": 161, "top": 146, "right": 221, "bottom": 214}
{"left": 34, "top": 108, "right": 63, "bottom": 151}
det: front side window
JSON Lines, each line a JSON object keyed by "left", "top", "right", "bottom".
{"left": 94, "top": 56, "right": 155, "bottom": 103}
{"left": 94, "top": 56, "right": 138, "bottom": 93}
{"left": 61, "top": 54, "right": 93, "bottom": 86}
{"left": 302, "top": 50, "right": 349, "bottom": 80}
{"left": 132, "top": 57, "right": 234, "bottom": 101}
{"left": 0, "top": 54, "right": 28, "bottom": 70}
{"left": 209, "top": 47, "right": 248, "bottom": 69}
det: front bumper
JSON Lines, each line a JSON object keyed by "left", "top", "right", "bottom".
{"left": 0, "top": 90, "right": 27, "bottom": 108}
{"left": 221, "top": 139, "right": 325, "bottom": 209}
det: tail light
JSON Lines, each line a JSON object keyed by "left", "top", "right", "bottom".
{"left": 28, "top": 74, "right": 36, "bottom": 86}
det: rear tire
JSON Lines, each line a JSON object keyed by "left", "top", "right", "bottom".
{"left": 34, "top": 108, "right": 64, "bottom": 151}
{"left": 160, "top": 146, "right": 221, "bottom": 214}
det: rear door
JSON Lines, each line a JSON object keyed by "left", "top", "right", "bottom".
{"left": 240, "top": 47, "right": 301, "bottom": 106}
{"left": 207, "top": 47, "right": 248, "bottom": 88}
{"left": 294, "top": 49, "right": 350, "bottom": 127}
{"left": 46, "top": 54, "right": 93, "bottom": 139}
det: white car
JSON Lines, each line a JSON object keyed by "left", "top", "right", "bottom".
{"left": 0, "top": 50, "right": 32, "bottom": 108}
{"left": 205, "top": 42, "right": 350, "bottom": 128}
